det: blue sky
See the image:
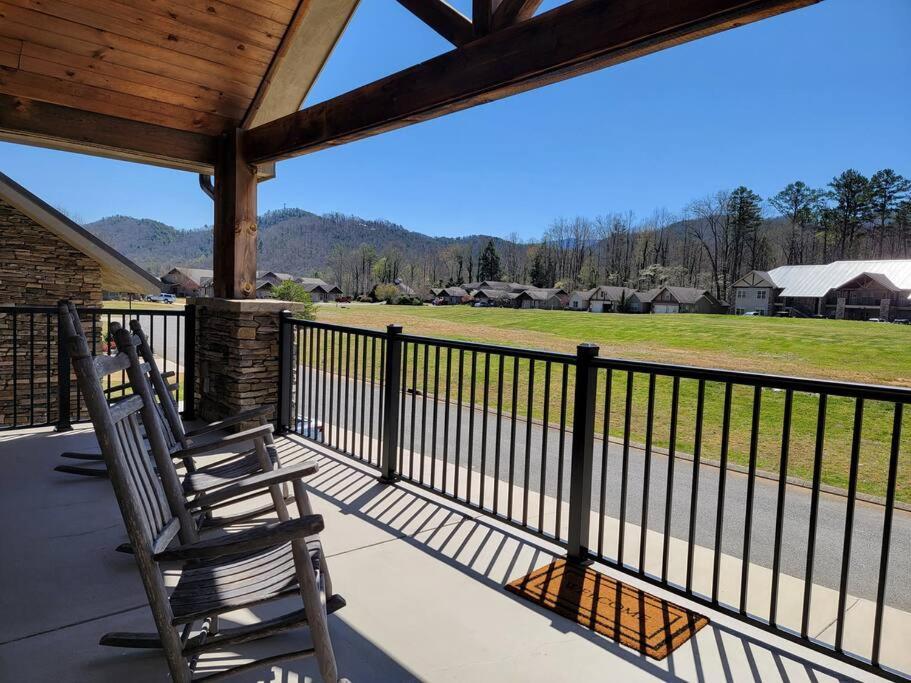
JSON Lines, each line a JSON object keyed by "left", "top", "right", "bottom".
{"left": 1, "top": 0, "right": 909, "bottom": 237}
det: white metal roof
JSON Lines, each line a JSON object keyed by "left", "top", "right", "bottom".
{"left": 768, "top": 260, "right": 911, "bottom": 298}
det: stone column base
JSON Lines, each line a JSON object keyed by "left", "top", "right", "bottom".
{"left": 190, "top": 298, "right": 301, "bottom": 428}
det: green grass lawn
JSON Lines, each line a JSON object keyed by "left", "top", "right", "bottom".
{"left": 313, "top": 304, "right": 910, "bottom": 502}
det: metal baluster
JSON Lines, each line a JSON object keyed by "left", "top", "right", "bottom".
{"left": 686, "top": 379, "right": 705, "bottom": 593}
{"left": 351, "top": 334, "right": 359, "bottom": 456}
{"left": 420, "top": 344, "right": 429, "bottom": 484}
{"left": 467, "top": 351, "right": 477, "bottom": 505}
{"left": 455, "top": 349, "right": 464, "bottom": 500}
{"left": 480, "top": 353, "right": 491, "bottom": 509}
{"left": 662, "top": 376, "right": 680, "bottom": 582}
{"left": 639, "top": 372, "right": 657, "bottom": 575}
{"left": 398, "top": 340, "right": 409, "bottom": 473}
{"left": 538, "top": 361, "right": 552, "bottom": 533}
{"left": 769, "top": 389, "right": 793, "bottom": 626}
{"left": 872, "top": 404, "right": 903, "bottom": 666}
{"left": 29, "top": 313, "right": 35, "bottom": 425}
{"left": 522, "top": 359, "right": 535, "bottom": 526}
{"left": 431, "top": 345, "right": 440, "bottom": 490}
{"left": 835, "top": 398, "right": 864, "bottom": 652}
{"left": 555, "top": 363, "right": 568, "bottom": 540}
{"left": 494, "top": 355, "right": 505, "bottom": 514}
{"left": 801, "top": 394, "right": 827, "bottom": 637}
{"left": 442, "top": 347, "right": 452, "bottom": 494}
{"left": 740, "top": 385, "right": 762, "bottom": 616}
{"left": 712, "top": 382, "right": 733, "bottom": 604}
{"left": 360, "top": 333, "right": 368, "bottom": 458}
{"left": 617, "top": 371, "right": 634, "bottom": 565}
{"left": 508, "top": 355, "right": 519, "bottom": 520}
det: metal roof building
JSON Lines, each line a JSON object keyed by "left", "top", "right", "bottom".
{"left": 765, "top": 260, "right": 911, "bottom": 299}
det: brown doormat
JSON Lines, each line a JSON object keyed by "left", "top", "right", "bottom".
{"left": 505, "top": 559, "right": 709, "bottom": 660}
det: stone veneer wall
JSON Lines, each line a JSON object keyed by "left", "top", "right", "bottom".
{"left": 0, "top": 198, "right": 102, "bottom": 427}
{"left": 193, "top": 298, "right": 298, "bottom": 427}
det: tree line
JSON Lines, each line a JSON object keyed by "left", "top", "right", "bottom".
{"left": 327, "top": 167, "right": 910, "bottom": 302}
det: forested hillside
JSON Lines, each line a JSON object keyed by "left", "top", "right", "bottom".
{"left": 85, "top": 167, "right": 911, "bottom": 300}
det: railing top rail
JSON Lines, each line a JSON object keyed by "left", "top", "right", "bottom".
{"left": 285, "top": 316, "right": 387, "bottom": 339}
{"left": 592, "top": 355, "right": 911, "bottom": 403}
{"left": 0, "top": 304, "right": 186, "bottom": 316}
{"left": 399, "top": 332, "right": 576, "bottom": 364}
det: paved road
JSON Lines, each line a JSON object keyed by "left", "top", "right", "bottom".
{"left": 104, "top": 309, "right": 185, "bottom": 369}
{"left": 296, "top": 367, "right": 911, "bottom": 611}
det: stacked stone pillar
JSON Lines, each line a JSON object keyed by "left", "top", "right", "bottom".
{"left": 191, "top": 298, "right": 300, "bottom": 428}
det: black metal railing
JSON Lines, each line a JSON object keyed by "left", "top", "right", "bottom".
{"left": 280, "top": 315, "right": 910, "bottom": 681}
{"left": 0, "top": 303, "right": 195, "bottom": 431}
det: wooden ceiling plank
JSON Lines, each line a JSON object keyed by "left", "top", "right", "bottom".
{"left": 0, "top": 68, "right": 233, "bottom": 134}
{"left": 242, "top": 0, "right": 359, "bottom": 129}
{"left": 218, "top": 0, "right": 298, "bottom": 17}
{"left": 244, "top": 0, "right": 819, "bottom": 164}
{"left": 17, "top": 52, "right": 248, "bottom": 119}
{"left": 6, "top": 0, "right": 272, "bottom": 73}
{"left": 1, "top": 15, "right": 259, "bottom": 100}
{"left": 0, "top": 94, "right": 217, "bottom": 173}
{"left": 491, "top": 0, "right": 542, "bottom": 30}
{"left": 111, "top": 0, "right": 289, "bottom": 47}
{"left": 395, "top": 0, "right": 474, "bottom": 47}
{"left": 16, "top": 40, "right": 250, "bottom": 114}
{"left": 0, "top": 2, "right": 265, "bottom": 90}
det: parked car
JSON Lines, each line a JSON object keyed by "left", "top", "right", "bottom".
{"left": 147, "top": 293, "right": 176, "bottom": 304}
{"left": 892, "top": 318, "right": 909, "bottom": 325}
{"left": 867, "top": 317, "right": 886, "bottom": 323}
{"left": 742, "top": 311, "right": 761, "bottom": 316}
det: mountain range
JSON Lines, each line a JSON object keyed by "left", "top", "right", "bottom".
{"left": 85, "top": 208, "right": 505, "bottom": 278}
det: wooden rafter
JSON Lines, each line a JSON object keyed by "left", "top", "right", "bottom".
{"left": 396, "top": 0, "right": 474, "bottom": 47}
{"left": 491, "top": 0, "right": 543, "bottom": 30}
{"left": 472, "top": 0, "right": 493, "bottom": 36}
{"left": 242, "top": 0, "right": 360, "bottom": 129}
{"left": 243, "top": 0, "right": 819, "bottom": 165}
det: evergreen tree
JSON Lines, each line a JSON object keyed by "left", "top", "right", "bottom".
{"left": 770, "top": 181, "right": 824, "bottom": 264}
{"left": 828, "top": 169, "right": 873, "bottom": 258}
{"left": 869, "top": 169, "right": 911, "bottom": 257}
{"left": 477, "top": 240, "right": 502, "bottom": 281}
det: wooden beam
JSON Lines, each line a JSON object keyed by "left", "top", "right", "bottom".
{"left": 472, "top": 0, "right": 493, "bottom": 36}
{"left": 213, "top": 129, "right": 258, "bottom": 299}
{"left": 396, "top": 0, "right": 474, "bottom": 47}
{"left": 242, "top": 0, "right": 360, "bottom": 129}
{"left": 244, "top": 0, "right": 819, "bottom": 165}
{"left": 491, "top": 0, "right": 543, "bottom": 30}
{"left": 0, "top": 94, "right": 217, "bottom": 173}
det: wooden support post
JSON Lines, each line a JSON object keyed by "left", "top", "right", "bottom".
{"left": 214, "top": 129, "right": 258, "bottom": 300}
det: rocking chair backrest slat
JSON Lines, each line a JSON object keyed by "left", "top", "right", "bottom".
{"left": 93, "top": 352, "right": 131, "bottom": 378}
{"left": 128, "top": 320, "right": 189, "bottom": 449}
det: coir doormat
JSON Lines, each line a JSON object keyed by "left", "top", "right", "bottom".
{"left": 505, "top": 560, "right": 708, "bottom": 660}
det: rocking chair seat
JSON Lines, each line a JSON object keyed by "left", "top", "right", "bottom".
{"left": 170, "top": 538, "right": 323, "bottom": 625}
{"left": 181, "top": 447, "right": 278, "bottom": 494}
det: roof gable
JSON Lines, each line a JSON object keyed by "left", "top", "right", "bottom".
{"left": 0, "top": 172, "right": 159, "bottom": 294}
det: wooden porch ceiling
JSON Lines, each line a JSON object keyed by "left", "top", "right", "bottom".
{"left": 0, "top": 0, "right": 359, "bottom": 172}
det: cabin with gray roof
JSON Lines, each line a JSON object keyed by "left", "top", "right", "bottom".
{"left": 628, "top": 286, "right": 726, "bottom": 314}
{"left": 569, "top": 286, "right": 635, "bottom": 312}
{"left": 734, "top": 260, "right": 911, "bottom": 319}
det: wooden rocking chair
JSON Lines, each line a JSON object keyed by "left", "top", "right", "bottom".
{"left": 55, "top": 300, "right": 274, "bottom": 481}
{"left": 62, "top": 309, "right": 346, "bottom": 681}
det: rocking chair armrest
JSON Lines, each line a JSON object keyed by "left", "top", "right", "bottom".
{"left": 171, "top": 424, "right": 274, "bottom": 460}
{"left": 154, "top": 514, "right": 324, "bottom": 561}
{"left": 186, "top": 459, "right": 319, "bottom": 510}
{"left": 183, "top": 406, "right": 274, "bottom": 439}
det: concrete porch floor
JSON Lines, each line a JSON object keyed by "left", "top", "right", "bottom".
{"left": 0, "top": 425, "right": 889, "bottom": 682}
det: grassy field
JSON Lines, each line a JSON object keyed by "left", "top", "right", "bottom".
{"left": 313, "top": 304, "right": 910, "bottom": 502}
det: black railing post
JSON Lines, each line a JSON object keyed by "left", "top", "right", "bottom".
{"left": 277, "top": 310, "right": 293, "bottom": 434}
{"left": 380, "top": 323, "right": 403, "bottom": 483}
{"left": 182, "top": 302, "right": 196, "bottom": 420}
{"left": 55, "top": 308, "right": 72, "bottom": 432}
{"left": 566, "top": 342, "right": 599, "bottom": 563}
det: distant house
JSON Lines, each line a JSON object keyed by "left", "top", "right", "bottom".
{"left": 432, "top": 286, "right": 469, "bottom": 305}
{"left": 569, "top": 286, "right": 635, "bottom": 312}
{"left": 464, "top": 281, "right": 531, "bottom": 294}
{"left": 472, "top": 288, "right": 517, "bottom": 306}
{"left": 161, "top": 267, "right": 214, "bottom": 297}
{"left": 514, "top": 287, "right": 567, "bottom": 310}
{"left": 733, "top": 261, "right": 911, "bottom": 320}
{"left": 296, "top": 277, "right": 343, "bottom": 303}
{"left": 630, "top": 286, "right": 726, "bottom": 314}
{"left": 370, "top": 277, "right": 415, "bottom": 301}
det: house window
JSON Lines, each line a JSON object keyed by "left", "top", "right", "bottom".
{"left": 736, "top": 290, "right": 745, "bottom": 299}
{"left": 757, "top": 290, "right": 767, "bottom": 299}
